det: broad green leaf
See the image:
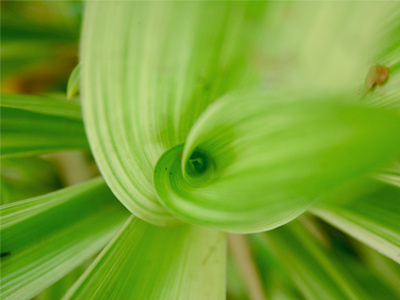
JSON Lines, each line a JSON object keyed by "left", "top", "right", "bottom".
{"left": 1, "top": 94, "right": 89, "bottom": 157}
{"left": 0, "top": 178, "right": 129, "bottom": 300}
{"left": 154, "top": 94, "right": 400, "bottom": 232}
{"left": 67, "top": 64, "right": 80, "bottom": 100}
{"left": 261, "top": 220, "right": 370, "bottom": 300}
{"left": 64, "top": 216, "right": 226, "bottom": 300}
{"left": 1, "top": 157, "right": 61, "bottom": 205}
{"left": 312, "top": 183, "right": 400, "bottom": 263}
{"left": 81, "top": 1, "right": 268, "bottom": 226}
{"left": 82, "top": 1, "right": 400, "bottom": 230}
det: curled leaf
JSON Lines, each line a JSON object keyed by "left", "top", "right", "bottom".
{"left": 82, "top": 1, "right": 400, "bottom": 229}
{"left": 81, "top": 1, "right": 267, "bottom": 226}
{"left": 154, "top": 94, "right": 400, "bottom": 233}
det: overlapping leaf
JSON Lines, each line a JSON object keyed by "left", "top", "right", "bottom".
{"left": 1, "top": 94, "right": 89, "bottom": 157}
{"left": 2, "top": 2, "right": 400, "bottom": 300}
{"left": 64, "top": 217, "right": 225, "bottom": 300}
{"left": 312, "top": 183, "right": 400, "bottom": 263}
{"left": 261, "top": 220, "right": 371, "bottom": 300}
{"left": 81, "top": 1, "right": 269, "bottom": 225}
{"left": 357, "top": 244, "right": 400, "bottom": 297}
{"left": 0, "top": 178, "right": 129, "bottom": 300}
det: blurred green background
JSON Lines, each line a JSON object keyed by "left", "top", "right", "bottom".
{"left": 1, "top": 1, "right": 96, "bottom": 204}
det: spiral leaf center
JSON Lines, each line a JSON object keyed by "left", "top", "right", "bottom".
{"left": 184, "top": 149, "right": 215, "bottom": 186}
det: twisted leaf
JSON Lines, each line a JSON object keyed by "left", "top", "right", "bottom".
{"left": 154, "top": 94, "right": 400, "bottom": 232}
{"left": 82, "top": 1, "right": 400, "bottom": 232}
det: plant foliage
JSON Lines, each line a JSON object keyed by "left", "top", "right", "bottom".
{"left": 1, "top": 1, "right": 400, "bottom": 300}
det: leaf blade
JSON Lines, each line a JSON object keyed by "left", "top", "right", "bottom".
{"left": 1, "top": 95, "right": 89, "bottom": 157}
{"left": 64, "top": 217, "right": 226, "bottom": 300}
{"left": 312, "top": 184, "right": 400, "bottom": 263}
{"left": 81, "top": 1, "right": 267, "bottom": 225}
{"left": 1, "top": 94, "right": 82, "bottom": 119}
{"left": 0, "top": 178, "right": 129, "bottom": 300}
{"left": 261, "top": 220, "right": 371, "bottom": 300}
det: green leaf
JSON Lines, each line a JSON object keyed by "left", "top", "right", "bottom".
{"left": 312, "top": 183, "right": 400, "bottom": 263}
{"left": 1, "top": 94, "right": 82, "bottom": 119}
{"left": 67, "top": 64, "right": 80, "bottom": 100}
{"left": 1, "top": 94, "right": 89, "bottom": 157}
{"left": 261, "top": 220, "right": 370, "bottom": 300}
{"left": 0, "top": 178, "right": 129, "bottom": 300}
{"left": 154, "top": 94, "right": 400, "bottom": 233}
{"left": 64, "top": 216, "right": 226, "bottom": 300}
{"left": 248, "top": 234, "right": 304, "bottom": 299}
{"left": 251, "top": 229, "right": 399, "bottom": 300}
{"left": 82, "top": 1, "right": 400, "bottom": 230}
{"left": 36, "top": 262, "right": 91, "bottom": 300}
{"left": 81, "top": 1, "right": 268, "bottom": 226}
{"left": 373, "top": 161, "right": 400, "bottom": 188}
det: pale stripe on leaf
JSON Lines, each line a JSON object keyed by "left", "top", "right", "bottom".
{"left": 64, "top": 216, "right": 226, "bottom": 300}
{"left": 1, "top": 94, "right": 88, "bottom": 157}
{"left": 81, "top": 1, "right": 268, "bottom": 225}
{"left": 0, "top": 178, "right": 129, "bottom": 300}
{"left": 312, "top": 184, "right": 400, "bottom": 263}
{"left": 262, "top": 220, "right": 370, "bottom": 300}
